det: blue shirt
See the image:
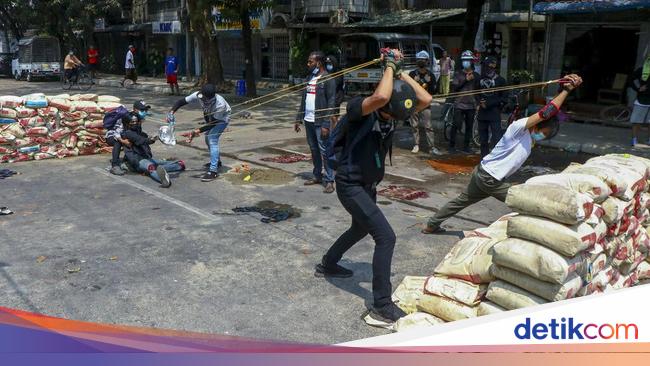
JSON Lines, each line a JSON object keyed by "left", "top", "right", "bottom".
{"left": 165, "top": 56, "right": 178, "bottom": 75}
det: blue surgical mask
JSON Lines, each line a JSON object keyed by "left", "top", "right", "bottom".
{"left": 462, "top": 61, "right": 472, "bottom": 69}
{"left": 326, "top": 64, "right": 333, "bottom": 72}
{"left": 138, "top": 111, "right": 147, "bottom": 120}
{"left": 531, "top": 131, "right": 546, "bottom": 142}
{"left": 312, "top": 67, "right": 319, "bottom": 75}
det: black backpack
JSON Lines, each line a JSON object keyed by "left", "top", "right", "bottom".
{"left": 103, "top": 106, "right": 130, "bottom": 130}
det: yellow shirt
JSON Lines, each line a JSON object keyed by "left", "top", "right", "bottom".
{"left": 64, "top": 55, "right": 81, "bottom": 70}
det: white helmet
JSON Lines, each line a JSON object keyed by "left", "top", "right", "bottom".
{"left": 416, "top": 50, "right": 430, "bottom": 60}
{"left": 460, "top": 50, "right": 474, "bottom": 60}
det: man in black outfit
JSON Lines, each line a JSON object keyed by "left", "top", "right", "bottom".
{"left": 477, "top": 56, "right": 506, "bottom": 157}
{"left": 314, "top": 49, "right": 433, "bottom": 325}
{"left": 449, "top": 50, "right": 480, "bottom": 153}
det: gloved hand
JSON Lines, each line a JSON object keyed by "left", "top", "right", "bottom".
{"left": 559, "top": 74, "right": 582, "bottom": 92}
{"left": 380, "top": 48, "right": 403, "bottom": 78}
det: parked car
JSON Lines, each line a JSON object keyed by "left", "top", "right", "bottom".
{"left": 12, "top": 36, "right": 62, "bottom": 82}
{"left": 340, "top": 33, "right": 433, "bottom": 95}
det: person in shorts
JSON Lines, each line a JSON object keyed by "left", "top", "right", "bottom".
{"left": 165, "top": 48, "right": 180, "bottom": 95}
{"left": 631, "top": 54, "right": 650, "bottom": 146}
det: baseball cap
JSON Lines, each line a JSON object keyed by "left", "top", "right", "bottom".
{"left": 133, "top": 100, "right": 151, "bottom": 111}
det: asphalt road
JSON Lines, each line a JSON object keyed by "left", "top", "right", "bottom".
{"left": 0, "top": 78, "right": 587, "bottom": 344}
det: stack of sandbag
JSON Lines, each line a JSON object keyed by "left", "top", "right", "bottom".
{"left": 0, "top": 93, "right": 121, "bottom": 163}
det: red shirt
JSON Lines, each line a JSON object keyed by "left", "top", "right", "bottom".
{"left": 87, "top": 49, "right": 99, "bottom": 64}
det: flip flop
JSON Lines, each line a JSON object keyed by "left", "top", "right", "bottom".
{"left": 0, "top": 207, "right": 13, "bottom": 215}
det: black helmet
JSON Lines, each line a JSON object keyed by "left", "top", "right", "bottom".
{"left": 382, "top": 80, "right": 416, "bottom": 121}
{"left": 484, "top": 56, "right": 498, "bottom": 65}
{"left": 199, "top": 84, "right": 216, "bottom": 100}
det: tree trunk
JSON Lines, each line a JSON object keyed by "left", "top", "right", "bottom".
{"left": 240, "top": 0, "right": 257, "bottom": 97}
{"left": 187, "top": 0, "right": 225, "bottom": 88}
{"left": 461, "top": 0, "right": 485, "bottom": 52}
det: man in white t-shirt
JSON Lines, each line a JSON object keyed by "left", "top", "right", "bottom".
{"left": 121, "top": 45, "right": 138, "bottom": 86}
{"left": 422, "top": 74, "right": 583, "bottom": 234}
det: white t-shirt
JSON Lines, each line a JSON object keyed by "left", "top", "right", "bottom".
{"left": 304, "top": 75, "right": 320, "bottom": 123}
{"left": 480, "top": 117, "right": 532, "bottom": 181}
{"left": 125, "top": 50, "right": 135, "bottom": 69}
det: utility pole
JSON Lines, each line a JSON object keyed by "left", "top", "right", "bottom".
{"left": 182, "top": 0, "right": 192, "bottom": 81}
{"left": 526, "top": 0, "right": 533, "bottom": 73}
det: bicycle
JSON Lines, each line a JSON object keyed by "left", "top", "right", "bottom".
{"left": 442, "top": 102, "right": 481, "bottom": 147}
{"left": 600, "top": 104, "right": 632, "bottom": 122}
{"left": 61, "top": 65, "right": 93, "bottom": 91}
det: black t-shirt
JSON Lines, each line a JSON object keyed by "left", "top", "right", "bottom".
{"left": 409, "top": 69, "right": 436, "bottom": 95}
{"left": 336, "top": 97, "right": 394, "bottom": 185}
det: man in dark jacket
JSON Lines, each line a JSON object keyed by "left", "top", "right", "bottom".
{"left": 325, "top": 54, "right": 344, "bottom": 116}
{"left": 122, "top": 113, "right": 186, "bottom": 188}
{"left": 449, "top": 50, "right": 480, "bottom": 153}
{"left": 477, "top": 56, "right": 506, "bottom": 157}
{"left": 294, "top": 51, "right": 337, "bottom": 193}
{"left": 631, "top": 55, "right": 650, "bottom": 146}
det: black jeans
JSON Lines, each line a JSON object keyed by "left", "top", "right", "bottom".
{"left": 450, "top": 108, "right": 475, "bottom": 149}
{"left": 106, "top": 137, "right": 122, "bottom": 167}
{"left": 478, "top": 117, "right": 503, "bottom": 157}
{"left": 323, "top": 179, "right": 397, "bottom": 307}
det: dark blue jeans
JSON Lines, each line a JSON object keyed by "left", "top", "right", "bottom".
{"left": 138, "top": 159, "right": 184, "bottom": 183}
{"left": 304, "top": 121, "right": 334, "bottom": 183}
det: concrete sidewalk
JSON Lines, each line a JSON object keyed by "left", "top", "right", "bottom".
{"left": 94, "top": 74, "right": 290, "bottom": 96}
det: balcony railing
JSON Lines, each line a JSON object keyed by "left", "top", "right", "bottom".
{"left": 293, "top": 0, "right": 369, "bottom": 19}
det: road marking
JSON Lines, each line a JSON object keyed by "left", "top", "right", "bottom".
{"left": 92, "top": 167, "right": 221, "bottom": 223}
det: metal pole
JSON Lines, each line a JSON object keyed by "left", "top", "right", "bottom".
{"left": 182, "top": 0, "right": 192, "bottom": 81}
{"left": 526, "top": 0, "right": 533, "bottom": 72}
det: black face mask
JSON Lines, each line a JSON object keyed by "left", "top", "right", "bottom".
{"left": 416, "top": 60, "right": 427, "bottom": 68}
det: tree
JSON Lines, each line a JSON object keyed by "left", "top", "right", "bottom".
{"left": 0, "top": 0, "right": 31, "bottom": 42}
{"left": 461, "top": 0, "right": 485, "bottom": 52}
{"left": 187, "top": 0, "right": 226, "bottom": 87}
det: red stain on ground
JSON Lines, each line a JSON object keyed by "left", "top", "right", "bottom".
{"left": 261, "top": 154, "right": 311, "bottom": 164}
{"left": 378, "top": 185, "right": 429, "bottom": 201}
{"left": 427, "top": 155, "right": 481, "bottom": 174}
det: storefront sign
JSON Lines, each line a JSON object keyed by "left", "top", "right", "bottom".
{"left": 152, "top": 21, "right": 182, "bottom": 34}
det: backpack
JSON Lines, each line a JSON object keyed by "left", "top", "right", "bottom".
{"left": 103, "top": 105, "right": 130, "bottom": 130}
{"left": 326, "top": 114, "right": 394, "bottom": 171}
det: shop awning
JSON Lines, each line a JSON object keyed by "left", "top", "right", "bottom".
{"left": 345, "top": 8, "right": 466, "bottom": 28}
{"left": 534, "top": 0, "right": 650, "bottom": 14}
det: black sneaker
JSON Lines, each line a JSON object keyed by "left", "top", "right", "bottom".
{"left": 203, "top": 161, "right": 223, "bottom": 170}
{"left": 201, "top": 171, "right": 219, "bottom": 182}
{"left": 314, "top": 262, "right": 353, "bottom": 278}
{"left": 363, "top": 303, "right": 407, "bottom": 328}
{"left": 157, "top": 166, "right": 171, "bottom": 188}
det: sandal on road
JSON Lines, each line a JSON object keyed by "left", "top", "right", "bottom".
{"left": 0, "top": 207, "right": 13, "bottom": 215}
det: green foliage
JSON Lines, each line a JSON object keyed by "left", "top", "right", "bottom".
{"left": 509, "top": 69, "right": 535, "bottom": 84}
{"left": 290, "top": 35, "right": 309, "bottom": 78}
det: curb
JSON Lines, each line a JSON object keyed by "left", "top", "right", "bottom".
{"left": 537, "top": 139, "right": 650, "bottom": 158}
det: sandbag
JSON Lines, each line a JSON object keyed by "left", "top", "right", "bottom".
{"left": 48, "top": 99, "right": 74, "bottom": 112}
{"left": 602, "top": 196, "right": 634, "bottom": 224}
{"left": 578, "top": 266, "right": 617, "bottom": 296}
{"left": 588, "top": 155, "right": 650, "bottom": 179}
{"left": 0, "top": 95, "right": 24, "bottom": 108}
{"left": 37, "top": 106, "right": 59, "bottom": 118}
{"left": 586, "top": 204, "right": 604, "bottom": 225}
{"left": 97, "top": 95, "right": 121, "bottom": 103}
{"left": 19, "top": 116, "right": 45, "bottom": 128}
{"left": 0, "top": 146, "right": 14, "bottom": 154}
{"left": 0, "top": 108, "right": 17, "bottom": 119}
{"left": 636, "top": 261, "right": 650, "bottom": 280}
{"left": 70, "top": 93, "right": 98, "bottom": 102}
{"left": 593, "top": 220, "right": 608, "bottom": 242}
{"left": 493, "top": 238, "right": 587, "bottom": 284}
{"left": 564, "top": 164, "right": 634, "bottom": 201}
{"left": 423, "top": 276, "right": 487, "bottom": 306}
{"left": 0, "top": 118, "right": 15, "bottom": 124}
{"left": 25, "top": 127, "right": 48, "bottom": 136}
{"left": 393, "top": 312, "right": 445, "bottom": 332}
{"left": 506, "top": 183, "right": 593, "bottom": 224}
{"left": 477, "top": 301, "right": 506, "bottom": 316}
{"left": 417, "top": 294, "right": 478, "bottom": 322}
{"left": 84, "top": 120, "right": 104, "bottom": 129}
{"left": 608, "top": 271, "right": 638, "bottom": 290}
{"left": 583, "top": 160, "right": 646, "bottom": 199}
{"left": 70, "top": 101, "right": 101, "bottom": 113}
{"left": 434, "top": 236, "right": 502, "bottom": 283}
{"left": 0, "top": 133, "right": 15, "bottom": 144}
{"left": 392, "top": 276, "right": 427, "bottom": 314}
{"left": 491, "top": 265, "right": 582, "bottom": 301}
{"left": 62, "top": 111, "right": 88, "bottom": 121}
{"left": 1, "top": 123, "right": 25, "bottom": 138}
{"left": 97, "top": 101, "right": 122, "bottom": 112}
{"left": 50, "top": 128, "right": 72, "bottom": 141}
{"left": 526, "top": 173, "right": 611, "bottom": 203}
{"left": 506, "top": 215, "right": 596, "bottom": 257}
{"left": 485, "top": 280, "right": 548, "bottom": 310}
{"left": 15, "top": 107, "right": 37, "bottom": 119}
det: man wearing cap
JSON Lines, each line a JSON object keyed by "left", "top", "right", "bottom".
{"left": 314, "top": 49, "right": 433, "bottom": 326}
{"left": 449, "top": 50, "right": 480, "bottom": 153}
{"left": 106, "top": 100, "right": 151, "bottom": 175}
{"left": 121, "top": 45, "right": 137, "bottom": 86}
{"left": 408, "top": 50, "right": 441, "bottom": 156}
{"left": 477, "top": 56, "right": 506, "bottom": 157}
{"left": 169, "top": 84, "right": 231, "bottom": 182}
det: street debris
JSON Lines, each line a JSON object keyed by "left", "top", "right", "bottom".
{"left": 387, "top": 153, "right": 650, "bottom": 332}
{"left": 0, "top": 94, "right": 123, "bottom": 163}
{"left": 260, "top": 153, "right": 311, "bottom": 164}
{"left": 426, "top": 155, "right": 482, "bottom": 174}
{"left": 0, "top": 206, "right": 13, "bottom": 215}
{"left": 233, "top": 200, "right": 300, "bottom": 223}
{"left": 0, "top": 169, "right": 17, "bottom": 179}
{"left": 225, "top": 168, "right": 293, "bottom": 185}
{"left": 378, "top": 185, "right": 429, "bottom": 201}
{"left": 36, "top": 256, "right": 46, "bottom": 263}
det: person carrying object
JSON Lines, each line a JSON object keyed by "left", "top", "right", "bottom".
{"left": 449, "top": 50, "right": 480, "bottom": 154}
{"left": 169, "top": 84, "right": 231, "bottom": 182}
{"left": 315, "top": 49, "right": 433, "bottom": 326}
{"left": 408, "top": 50, "right": 441, "bottom": 156}
{"left": 422, "top": 74, "right": 583, "bottom": 234}
{"left": 477, "top": 56, "right": 506, "bottom": 157}
{"left": 122, "top": 113, "right": 185, "bottom": 188}
{"left": 105, "top": 100, "right": 151, "bottom": 175}
{"left": 294, "top": 51, "right": 338, "bottom": 194}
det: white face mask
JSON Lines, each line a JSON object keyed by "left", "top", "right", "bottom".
{"left": 326, "top": 64, "right": 333, "bottom": 72}
{"left": 462, "top": 61, "right": 472, "bottom": 69}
